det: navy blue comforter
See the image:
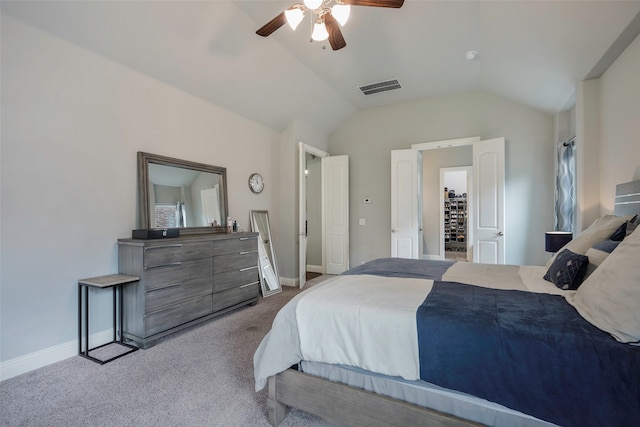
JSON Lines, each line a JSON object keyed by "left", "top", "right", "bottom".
{"left": 417, "top": 281, "right": 640, "bottom": 427}
{"left": 342, "top": 257, "right": 455, "bottom": 280}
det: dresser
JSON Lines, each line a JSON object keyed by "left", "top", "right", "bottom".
{"left": 118, "top": 232, "right": 260, "bottom": 349}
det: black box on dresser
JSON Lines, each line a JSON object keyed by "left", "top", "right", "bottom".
{"left": 117, "top": 232, "right": 260, "bottom": 349}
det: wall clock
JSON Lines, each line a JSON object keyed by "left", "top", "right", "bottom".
{"left": 248, "top": 173, "right": 264, "bottom": 194}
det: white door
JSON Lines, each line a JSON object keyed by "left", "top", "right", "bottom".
{"left": 391, "top": 149, "right": 423, "bottom": 258}
{"left": 323, "top": 155, "right": 349, "bottom": 274}
{"left": 472, "top": 137, "right": 505, "bottom": 264}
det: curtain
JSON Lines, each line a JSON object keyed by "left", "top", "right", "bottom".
{"left": 555, "top": 139, "right": 576, "bottom": 232}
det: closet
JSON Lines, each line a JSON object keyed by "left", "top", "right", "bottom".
{"left": 444, "top": 190, "right": 467, "bottom": 252}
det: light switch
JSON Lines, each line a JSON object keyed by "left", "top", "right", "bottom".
{"left": 359, "top": 218, "right": 366, "bottom": 225}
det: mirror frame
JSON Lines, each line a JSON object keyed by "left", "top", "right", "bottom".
{"left": 138, "top": 151, "right": 229, "bottom": 234}
{"left": 250, "top": 210, "right": 282, "bottom": 297}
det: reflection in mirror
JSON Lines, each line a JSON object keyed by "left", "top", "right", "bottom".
{"left": 250, "top": 210, "right": 282, "bottom": 297}
{"left": 138, "top": 152, "right": 228, "bottom": 234}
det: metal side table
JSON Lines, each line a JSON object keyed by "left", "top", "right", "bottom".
{"left": 78, "top": 274, "right": 139, "bottom": 364}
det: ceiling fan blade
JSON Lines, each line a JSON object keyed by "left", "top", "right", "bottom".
{"left": 345, "top": 0, "right": 404, "bottom": 8}
{"left": 256, "top": 12, "right": 287, "bottom": 37}
{"left": 324, "top": 14, "right": 347, "bottom": 51}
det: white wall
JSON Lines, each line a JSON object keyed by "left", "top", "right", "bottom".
{"left": 329, "top": 91, "right": 555, "bottom": 267}
{"left": 598, "top": 32, "right": 640, "bottom": 211}
{"left": 574, "top": 33, "right": 640, "bottom": 228}
{"left": 0, "top": 16, "right": 279, "bottom": 366}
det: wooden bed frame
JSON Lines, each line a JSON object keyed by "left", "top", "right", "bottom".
{"left": 267, "top": 368, "right": 481, "bottom": 427}
{"left": 265, "top": 180, "right": 640, "bottom": 427}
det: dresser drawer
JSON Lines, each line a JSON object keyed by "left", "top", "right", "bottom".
{"left": 145, "top": 295, "right": 212, "bottom": 336}
{"left": 212, "top": 236, "right": 258, "bottom": 255}
{"left": 213, "top": 251, "right": 258, "bottom": 274}
{"left": 213, "top": 268, "right": 259, "bottom": 293}
{"left": 144, "top": 241, "right": 213, "bottom": 268}
{"left": 142, "top": 258, "right": 212, "bottom": 289}
{"left": 145, "top": 276, "right": 212, "bottom": 314}
{"left": 212, "top": 282, "right": 259, "bottom": 312}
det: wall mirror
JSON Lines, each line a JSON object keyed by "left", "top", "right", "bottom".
{"left": 138, "top": 152, "right": 229, "bottom": 234}
{"left": 250, "top": 210, "right": 282, "bottom": 297}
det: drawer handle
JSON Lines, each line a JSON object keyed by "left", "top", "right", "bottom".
{"left": 145, "top": 244, "right": 183, "bottom": 250}
{"left": 239, "top": 237, "right": 258, "bottom": 241}
{"left": 147, "top": 282, "right": 182, "bottom": 292}
{"left": 239, "top": 251, "right": 257, "bottom": 255}
{"left": 240, "top": 281, "right": 260, "bottom": 288}
{"left": 144, "top": 262, "right": 182, "bottom": 270}
{"left": 240, "top": 266, "right": 258, "bottom": 272}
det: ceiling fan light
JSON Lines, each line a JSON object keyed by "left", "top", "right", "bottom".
{"left": 303, "top": 0, "right": 324, "bottom": 10}
{"left": 331, "top": 4, "right": 350, "bottom": 26}
{"left": 285, "top": 7, "right": 305, "bottom": 31}
{"left": 311, "top": 20, "right": 329, "bottom": 41}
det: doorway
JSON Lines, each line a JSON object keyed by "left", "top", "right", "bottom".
{"left": 441, "top": 167, "right": 472, "bottom": 262}
{"left": 304, "top": 152, "right": 323, "bottom": 277}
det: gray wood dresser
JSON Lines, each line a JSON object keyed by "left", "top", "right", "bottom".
{"left": 118, "top": 232, "right": 260, "bottom": 349}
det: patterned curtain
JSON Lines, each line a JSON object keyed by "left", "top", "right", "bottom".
{"left": 555, "top": 139, "right": 576, "bottom": 231}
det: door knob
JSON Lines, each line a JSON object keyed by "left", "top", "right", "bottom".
{"left": 497, "top": 231, "right": 504, "bottom": 236}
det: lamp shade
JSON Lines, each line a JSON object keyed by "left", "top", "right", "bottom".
{"left": 545, "top": 231, "right": 573, "bottom": 253}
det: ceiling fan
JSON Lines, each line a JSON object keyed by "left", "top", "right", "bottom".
{"left": 256, "top": 0, "right": 404, "bottom": 51}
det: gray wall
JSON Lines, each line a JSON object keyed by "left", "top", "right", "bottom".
{"left": 1, "top": 16, "right": 279, "bottom": 364}
{"left": 329, "top": 91, "right": 556, "bottom": 267}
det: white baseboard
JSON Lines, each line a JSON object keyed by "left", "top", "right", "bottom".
{"left": 0, "top": 329, "right": 112, "bottom": 381}
{"left": 422, "top": 254, "right": 444, "bottom": 260}
{"left": 280, "top": 276, "right": 297, "bottom": 287}
{"left": 305, "top": 264, "right": 323, "bottom": 273}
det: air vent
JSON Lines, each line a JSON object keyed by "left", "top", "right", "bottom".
{"left": 358, "top": 79, "right": 402, "bottom": 96}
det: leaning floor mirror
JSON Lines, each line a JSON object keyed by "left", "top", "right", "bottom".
{"left": 250, "top": 210, "right": 282, "bottom": 297}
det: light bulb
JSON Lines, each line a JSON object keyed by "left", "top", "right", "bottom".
{"left": 285, "top": 7, "right": 305, "bottom": 31}
{"left": 311, "top": 19, "right": 329, "bottom": 41}
{"left": 304, "top": 0, "right": 324, "bottom": 10}
{"left": 331, "top": 4, "right": 350, "bottom": 26}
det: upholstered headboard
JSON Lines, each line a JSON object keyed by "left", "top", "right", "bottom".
{"left": 614, "top": 180, "right": 640, "bottom": 233}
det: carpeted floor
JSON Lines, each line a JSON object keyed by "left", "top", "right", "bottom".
{"left": 0, "top": 276, "right": 336, "bottom": 427}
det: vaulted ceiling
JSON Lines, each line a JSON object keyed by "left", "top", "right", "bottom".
{"left": 3, "top": 1, "right": 640, "bottom": 134}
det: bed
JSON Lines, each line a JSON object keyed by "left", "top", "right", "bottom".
{"left": 254, "top": 181, "right": 640, "bottom": 427}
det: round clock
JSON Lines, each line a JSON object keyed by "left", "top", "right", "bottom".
{"left": 248, "top": 173, "right": 264, "bottom": 194}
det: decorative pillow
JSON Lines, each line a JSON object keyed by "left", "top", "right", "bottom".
{"left": 543, "top": 249, "right": 589, "bottom": 290}
{"left": 586, "top": 239, "right": 621, "bottom": 266}
{"left": 565, "top": 226, "right": 640, "bottom": 344}
{"left": 546, "top": 215, "right": 633, "bottom": 268}
{"left": 583, "top": 239, "right": 622, "bottom": 280}
{"left": 608, "top": 222, "right": 627, "bottom": 241}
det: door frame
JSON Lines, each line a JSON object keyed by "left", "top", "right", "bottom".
{"left": 411, "top": 137, "right": 479, "bottom": 260}
{"left": 298, "top": 142, "right": 328, "bottom": 288}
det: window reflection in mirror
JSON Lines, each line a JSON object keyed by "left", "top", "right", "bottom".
{"left": 148, "top": 163, "right": 223, "bottom": 228}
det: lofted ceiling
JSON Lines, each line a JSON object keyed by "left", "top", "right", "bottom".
{"left": 2, "top": 1, "right": 640, "bottom": 134}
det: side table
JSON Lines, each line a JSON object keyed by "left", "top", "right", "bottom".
{"left": 78, "top": 274, "right": 139, "bottom": 364}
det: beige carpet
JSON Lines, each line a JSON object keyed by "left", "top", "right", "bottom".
{"left": 1, "top": 276, "right": 337, "bottom": 427}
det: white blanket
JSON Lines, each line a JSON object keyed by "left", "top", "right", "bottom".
{"left": 254, "top": 264, "right": 567, "bottom": 391}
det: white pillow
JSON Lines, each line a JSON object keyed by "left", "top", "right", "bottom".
{"left": 565, "top": 226, "right": 640, "bottom": 344}
{"left": 546, "top": 215, "right": 632, "bottom": 268}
